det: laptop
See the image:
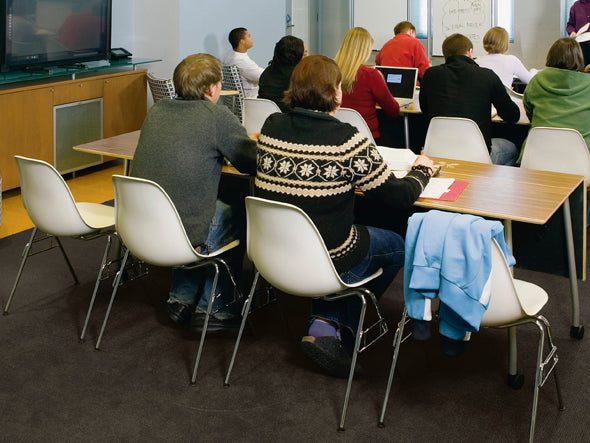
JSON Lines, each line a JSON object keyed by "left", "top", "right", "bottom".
{"left": 375, "top": 66, "right": 418, "bottom": 106}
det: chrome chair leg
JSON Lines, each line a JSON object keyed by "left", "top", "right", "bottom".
{"left": 4, "top": 227, "right": 37, "bottom": 314}
{"left": 95, "top": 249, "right": 130, "bottom": 350}
{"left": 224, "top": 271, "right": 259, "bottom": 386}
{"left": 338, "top": 292, "right": 367, "bottom": 432}
{"left": 378, "top": 307, "right": 408, "bottom": 427}
{"left": 528, "top": 319, "right": 546, "bottom": 443}
{"left": 55, "top": 236, "right": 79, "bottom": 284}
{"left": 80, "top": 235, "right": 113, "bottom": 342}
{"left": 538, "top": 315, "right": 564, "bottom": 411}
{"left": 191, "top": 263, "right": 220, "bottom": 384}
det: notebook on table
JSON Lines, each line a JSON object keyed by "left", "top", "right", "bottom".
{"left": 375, "top": 66, "right": 418, "bottom": 106}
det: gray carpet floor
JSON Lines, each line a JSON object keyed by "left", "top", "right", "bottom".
{"left": 0, "top": 227, "right": 589, "bottom": 442}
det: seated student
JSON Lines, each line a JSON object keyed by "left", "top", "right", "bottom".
{"left": 221, "top": 27, "right": 264, "bottom": 98}
{"left": 476, "top": 26, "right": 536, "bottom": 89}
{"left": 375, "top": 21, "right": 431, "bottom": 81}
{"left": 258, "top": 35, "right": 305, "bottom": 112}
{"left": 255, "top": 54, "right": 433, "bottom": 378}
{"left": 335, "top": 27, "right": 400, "bottom": 143}
{"left": 522, "top": 37, "right": 590, "bottom": 153}
{"left": 419, "top": 33, "right": 520, "bottom": 166}
{"left": 131, "top": 53, "right": 257, "bottom": 333}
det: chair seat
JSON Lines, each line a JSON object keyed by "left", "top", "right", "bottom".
{"left": 76, "top": 202, "right": 116, "bottom": 230}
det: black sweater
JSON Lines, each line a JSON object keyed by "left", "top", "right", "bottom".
{"left": 419, "top": 55, "right": 520, "bottom": 150}
{"left": 254, "top": 107, "right": 429, "bottom": 273}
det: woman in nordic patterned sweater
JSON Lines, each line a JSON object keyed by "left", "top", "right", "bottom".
{"left": 254, "top": 54, "right": 433, "bottom": 378}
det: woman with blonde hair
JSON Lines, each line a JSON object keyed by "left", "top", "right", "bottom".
{"left": 476, "top": 26, "right": 536, "bottom": 89}
{"left": 334, "top": 27, "right": 399, "bottom": 142}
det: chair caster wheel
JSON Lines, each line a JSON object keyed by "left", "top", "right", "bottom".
{"left": 337, "top": 427, "right": 345, "bottom": 432}
{"left": 378, "top": 422, "right": 385, "bottom": 428}
{"left": 570, "top": 325, "right": 584, "bottom": 340}
{"left": 507, "top": 373, "right": 524, "bottom": 389}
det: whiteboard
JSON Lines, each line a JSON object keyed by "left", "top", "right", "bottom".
{"left": 353, "top": 0, "right": 407, "bottom": 50}
{"left": 432, "top": 0, "right": 492, "bottom": 57}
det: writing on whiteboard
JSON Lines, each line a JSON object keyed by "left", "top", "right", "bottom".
{"left": 442, "top": 0, "right": 487, "bottom": 42}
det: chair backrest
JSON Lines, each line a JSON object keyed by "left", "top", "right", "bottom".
{"left": 112, "top": 175, "right": 200, "bottom": 267}
{"left": 423, "top": 116, "right": 492, "bottom": 164}
{"left": 15, "top": 155, "right": 95, "bottom": 236}
{"left": 245, "top": 196, "right": 347, "bottom": 297}
{"left": 243, "top": 98, "right": 281, "bottom": 133}
{"left": 481, "top": 239, "right": 548, "bottom": 325}
{"left": 147, "top": 72, "right": 176, "bottom": 102}
{"left": 505, "top": 85, "right": 523, "bottom": 101}
{"left": 520, "top": 126, "right": 590, "bottom": 186}
{"left": 335, "top": 107, "right": 376, "bottom": 145}
{"left": 222, "top": 65, "right": 245, "bottom": 122}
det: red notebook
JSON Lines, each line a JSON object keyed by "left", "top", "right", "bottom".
{"left": 421, "top": 180, "right": 468, "bottom": 202}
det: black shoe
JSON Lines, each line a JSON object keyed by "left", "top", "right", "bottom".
{"left": 189, "top": 312, "right": 243, "bottom": 334}
{"left": 163, "top": 300, "right": 193, "bottom": 326}
{"left": 300, "top": 336, "right": 362, "bottom": 379}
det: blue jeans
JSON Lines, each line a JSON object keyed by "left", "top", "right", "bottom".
{"left": 168, "top": 199, "right": 245, "bottom": 319}
{"left": 490, "top": 138, "right": 518, "bottom": 166}
{"left": 310, "top": 226, "right": 405, "bottom": 338}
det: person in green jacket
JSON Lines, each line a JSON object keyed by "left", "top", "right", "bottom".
{"left": 521, "top": 37, "right": 590, "bottom": 160}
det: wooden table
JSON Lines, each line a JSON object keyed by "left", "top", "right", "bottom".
{"left": 73, "top": 134, "right": 586, "bottom": 336}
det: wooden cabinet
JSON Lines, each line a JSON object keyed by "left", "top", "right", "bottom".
{"left": 0, "top": 69, "right": 147, "bottom": 191}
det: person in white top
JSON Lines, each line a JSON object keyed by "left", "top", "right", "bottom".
{"left": 476, "top": 26, "right": 537, "bottom": 89}
{"left": 221, "top": 27, "right": 264, "bottom": 98}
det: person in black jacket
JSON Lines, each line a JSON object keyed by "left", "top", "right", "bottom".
{"left": 419, "top": 33, "right": 520, "bottom": 165}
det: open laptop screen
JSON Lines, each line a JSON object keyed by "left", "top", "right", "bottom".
{"left": 375, "top": 66, "right": 418, "bottom": 99}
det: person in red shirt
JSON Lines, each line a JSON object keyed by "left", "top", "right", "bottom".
{"left": 376, "top": 21, "right": 431, "bottom": 80}
{"left": 334, "top": 27, "right": 399, "bottom": 143}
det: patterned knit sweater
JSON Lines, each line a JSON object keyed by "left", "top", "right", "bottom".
{"left": 255, "top": 107, "right": 429, "bottom": 273}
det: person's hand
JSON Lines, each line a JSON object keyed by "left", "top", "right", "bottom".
{"left": 570, "top": 31, "right": 577, "bottom": 38}
{"left": 249, "top": 131, "right": 260, "bottom": 141}
{"left": 414, "top": 154, "right": 434, "bottom": 171}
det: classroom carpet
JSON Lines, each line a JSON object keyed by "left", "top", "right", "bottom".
{"left": 0, "top": 227, "right": 589, "bottom": 442}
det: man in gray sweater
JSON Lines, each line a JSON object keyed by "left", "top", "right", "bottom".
{"left": 131, "top": 53, "right": 257, "bottom": 332}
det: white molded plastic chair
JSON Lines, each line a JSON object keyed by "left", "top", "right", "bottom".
{"left": 225, "top": 196, "right": 388, "bottom": 431}
{"left": 521, "top": 127, "right": 590, "bottom": 187}
{"left": 423, "top": 116, "right": 492, "bottom": 164}
{"left": 243, "top": 98, "right": 281, "bottom": 133}
{"left": 147, "top": 72, "right": 176, "bottom": 102}
{"left": 99, "top": 175, "right": 241, "bottom": 384}
{"left": 222, "top": 65, "right": 245, "bottom": 123}
{"left": 379, "top": 239, "right": 564, "bottom": 442}
{"left": 5, "top": 156, "right": 116, "bottom": 340}
{"left": 335, "top": 107, "right": 376, "bottom": 145}
{"left": 506, "top": 85, "right": 524, "bottom": 101}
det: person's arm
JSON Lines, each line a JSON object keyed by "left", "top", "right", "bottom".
{"left": 372, "top": 69, "right": 400, "bottom": 117}
{"left": 490, "top": 74, "right": 520, "bottom": 124}
{"left": 375, "top": 49, "right": 383, "bottom": 66}
{"left": 418, "top": 72, "right": 430, "bottom": 117}
{"left": 523, "top": 88, "right": 534, "bottom": 122}
{"left": 567, "top": 4, "right": 578, "bottom": 36}
{"left": 510, "top": 55, "right": 534, "bottom": 84}
{"left": 216, "top": 108, "right": 257, "bottom": 175}
{"left": 238, "top": 56, "right": 264, "bottom": 83}
{"left": 350, "top": 136, "right": 431, "bottom": 209}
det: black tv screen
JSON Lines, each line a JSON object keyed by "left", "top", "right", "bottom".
{"left": 1, "top": 0, "right": 111, "bottom": 72}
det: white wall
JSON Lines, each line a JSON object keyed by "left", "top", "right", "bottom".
{"left": 111, "top": 0, "right": 286, "bottom": 81}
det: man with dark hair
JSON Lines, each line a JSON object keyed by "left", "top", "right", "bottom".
{"left": 376, "top": 20, "right": 430, "bottom": 79}
{"left": 222, "top": 27, "right": 264, "bottom": 98}
{"left": 131, "top": 53, "right": 257, "bottom": 333}
{"left": 419, "top": 33, "right": 520, "bottom": 166}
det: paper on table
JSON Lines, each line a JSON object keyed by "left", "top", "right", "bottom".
{"left": 377, "top": 147, "right": 417, "bottom": 170}
{"left": 419, "top": 178, "right": 455, "bottom": 199}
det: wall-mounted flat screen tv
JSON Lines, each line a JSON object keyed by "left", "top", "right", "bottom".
{"left": 1, "top": 0, "right": 111, "bottom": 72}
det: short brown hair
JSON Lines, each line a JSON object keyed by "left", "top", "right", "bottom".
{"left": 483, "top": 27, "right": 509, "bottom": 54}
{"left": 173, "top": 53, "right": 222, "bottom": 100}
{"left": 284, "top": 55, "right": 342, "bottom": 112}
{"left": 442, "top": 33, "right": 473, "bottom": 59}
{"left": 546, "top": 37, "right": 585, "bottom": 72}
{"left": 394, "top": 21, "right": 415, "bottom": 35}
